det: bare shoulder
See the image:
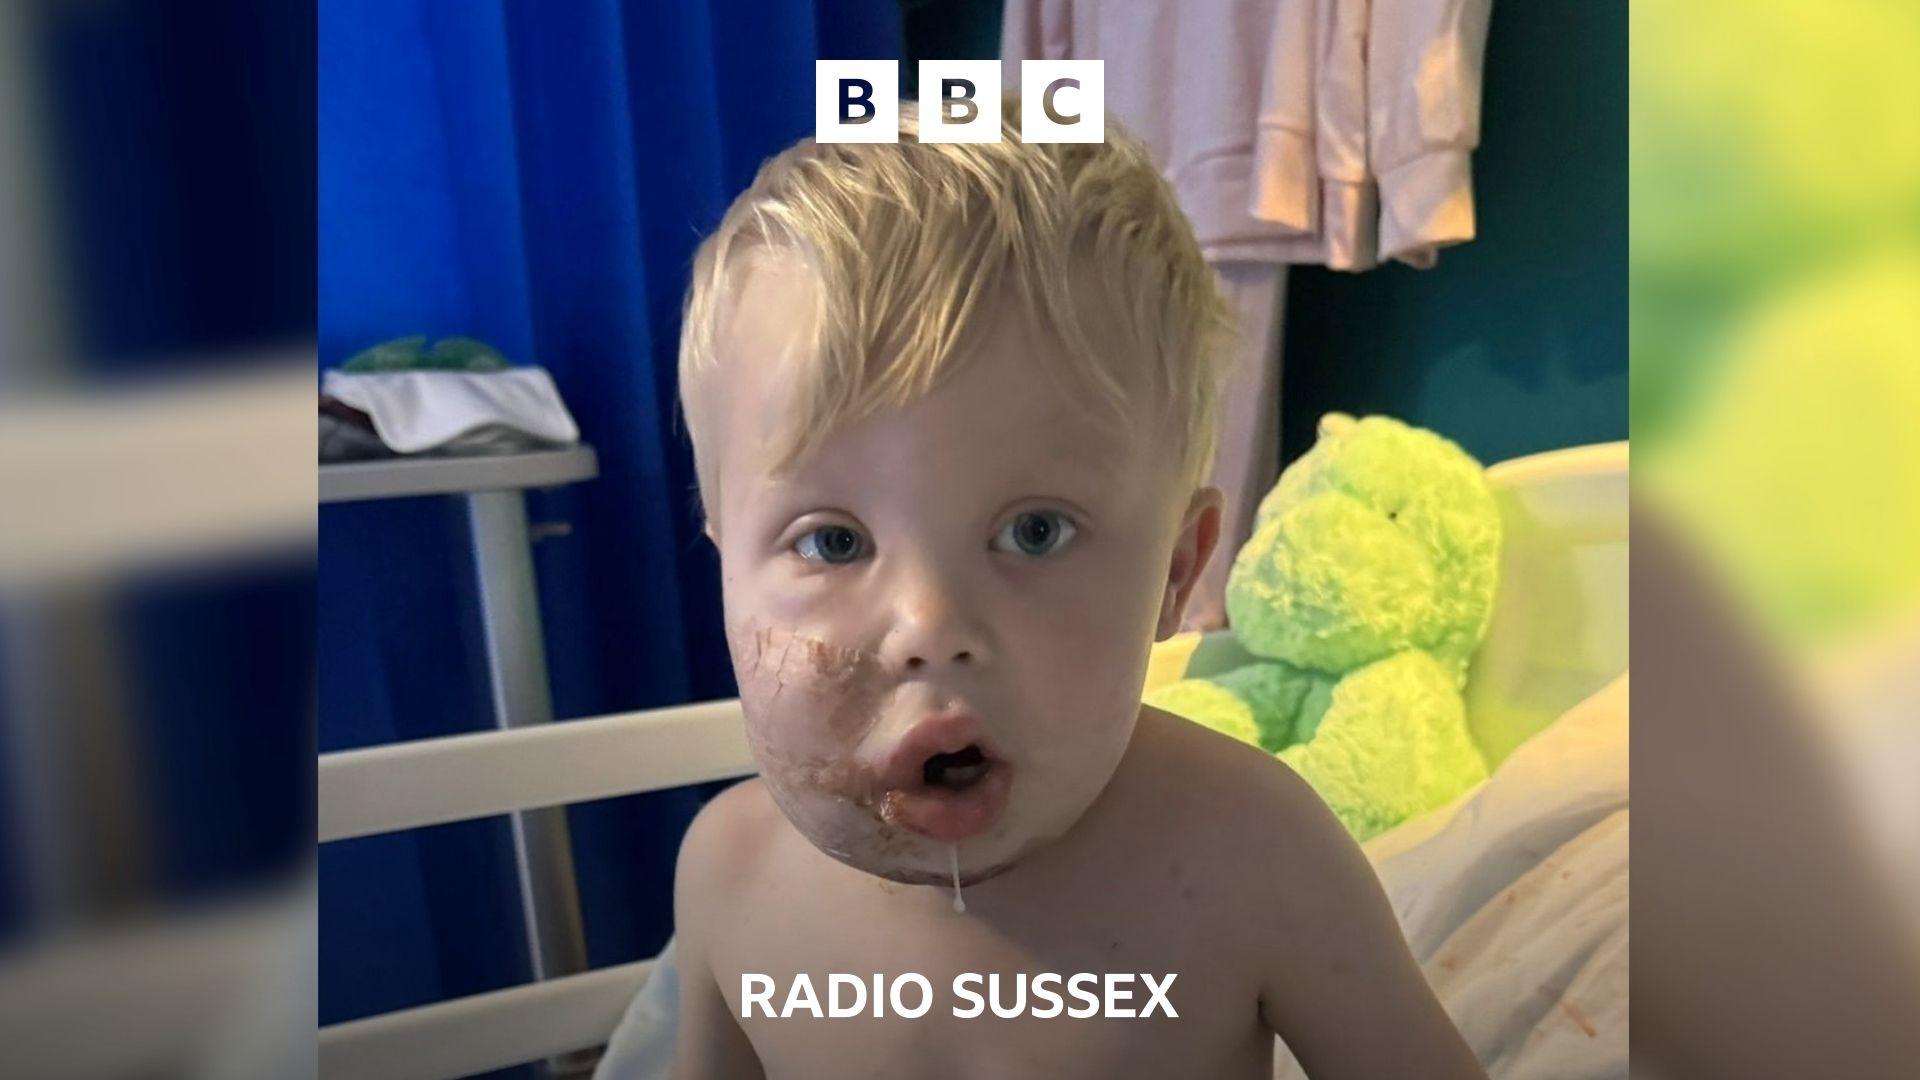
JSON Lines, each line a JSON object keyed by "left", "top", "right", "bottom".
{"left": 1134, "top": 710, "right": 1484, "bottom": 1076}
{"left": 1131, "top": 707, "right": 1362, "bottom": 882}
{"left": 670, "top": 779, "right": 776, "bottom": 1079}
{"left": 1126, "top": 707, "right": 1398, "bottom": 949}
{"left": 682, "top": 775, "right": 780, "bottom": 858}
{"left": 674, "top": 777, "right": 780, "bottom": 936}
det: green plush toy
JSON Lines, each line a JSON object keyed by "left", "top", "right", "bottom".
{"left": 1149, "top": 414, "right": 1501, "bottom": 840}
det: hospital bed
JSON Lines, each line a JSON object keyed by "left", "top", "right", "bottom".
{"left": 318, "top": 440, "right": 1629, "bottom": 1080}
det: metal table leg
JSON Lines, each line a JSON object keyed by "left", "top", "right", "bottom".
{"left": 464, "top": 489, "right": 595, "bottom": 1075}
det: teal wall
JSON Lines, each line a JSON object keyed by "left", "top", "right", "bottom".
{"left": 901, "top": 0, "right": 1628, "bottom": 468}
{"left": 1279, "top": 2, "right": 1627, "bottom": 466}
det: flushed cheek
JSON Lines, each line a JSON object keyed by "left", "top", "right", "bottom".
{"left": 1000, "top": 638, "right": 1150, "bottom": 822}
{"left": 1007, "top": 609, "right": 1151, "bottom": 729}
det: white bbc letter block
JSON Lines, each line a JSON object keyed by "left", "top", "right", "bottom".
{"left": 1019, "top": 60, "right": 1103, "bottom": 143}
{"left": 816, "top": 60, "right": 899, "bottom": 143}
{"left": 917, "top": 60, "right": 1002, "bottom": 143}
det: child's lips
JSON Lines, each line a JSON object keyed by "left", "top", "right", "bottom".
{"left": 881, "top": 764, "right": 1012, "bottom": 842}
{"left": 873, "top": 711, "right": 1013, "bottom": 841}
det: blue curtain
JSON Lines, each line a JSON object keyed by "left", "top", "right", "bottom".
{"left": 318, "top": 0, "right": 902, "bottom": 1032}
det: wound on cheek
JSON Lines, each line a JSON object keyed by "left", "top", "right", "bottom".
{"left": 725, "top": 618, "right": 895, "bottom": 744}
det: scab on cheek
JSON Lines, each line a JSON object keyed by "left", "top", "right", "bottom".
{"left": 724, "top": 616, "right": 894, "bottom": 761}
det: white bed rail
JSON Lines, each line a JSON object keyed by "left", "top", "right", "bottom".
{"left": 323, "top": 945, "right": 648, "bottom": 1080}
{"left": 319, "top": 699, "right": 755, "bottom": 843}
{"left": 319, "top": 699, "right": 755, "bottom": 1078}
{"left": 318, "top": 958, "right": 655, "bottom": 1080}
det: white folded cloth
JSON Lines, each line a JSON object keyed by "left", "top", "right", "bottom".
{"left": 322, "top": 367, "right": 579, "bottom": 455}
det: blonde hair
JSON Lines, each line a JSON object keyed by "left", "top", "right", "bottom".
{"left": 678, "top": 99, "right": 1236, "bottom": 531}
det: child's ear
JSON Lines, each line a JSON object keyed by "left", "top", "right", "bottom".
{"left": 1155, "top": 486, "right": 1225, "bottom": 641}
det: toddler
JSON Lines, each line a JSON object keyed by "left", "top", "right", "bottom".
{"left": 669, "top": 102, "right": 1483, "bottom": 1079}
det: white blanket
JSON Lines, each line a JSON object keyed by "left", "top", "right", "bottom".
{"left": 1275, "top": 674, "right": 1630, "bottom": 1078}
{"left": 598, "top": 676, "right": 1630, "bottom": 1080}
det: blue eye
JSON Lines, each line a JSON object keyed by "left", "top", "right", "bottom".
{"left": 794, "top": 524, "right": 866, "bottom": 564}
{"left": 993, "top": 511, "right": 1077, "bottom": 557}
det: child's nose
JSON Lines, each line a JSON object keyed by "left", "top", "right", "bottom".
{"left": 879, "top": 579, "right": 989, "bottom": 675}
{"left": 885, "top": 622, "right": 986, "bottom": 674}
{"left": 901, "top": 647, "right": 974, "bottom": 673}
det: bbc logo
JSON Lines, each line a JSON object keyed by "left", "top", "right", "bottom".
{"left": 816, "top": 60, "right": 1104, "bottom": 144}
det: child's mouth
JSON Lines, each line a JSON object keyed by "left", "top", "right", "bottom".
{"left": 875, "top": 718, "right": 1013, "bottom": 842}
{"left": 923, "top": 745, "right": 990, "bottom": 789}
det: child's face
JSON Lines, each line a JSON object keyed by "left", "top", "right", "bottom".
{"left": 709, "top": 256, "right": 1219, "bottom": 886}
